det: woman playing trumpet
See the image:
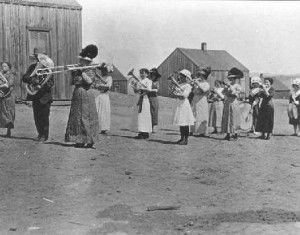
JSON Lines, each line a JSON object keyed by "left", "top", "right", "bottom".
{"left": 255, "top": 77, "right": 275, "bottom": 140}
{"left": 288, "top": 78, "right": 300, "bottom": 136}
{"left": 172, "top": 69, "right": 195, "bottom": 145}
{"left": 131, "top": 68, "right": 153, "bottom": 139}
{"left": 221, "top": 67, "right": 243, "bottom": 141}
{"left": 92, "top": 63, "right": 113, "bottom": 135}
{"left": 191, "top": 67, "right": 211, "bottom": 137}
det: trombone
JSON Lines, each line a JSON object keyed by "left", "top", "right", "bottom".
{"left": 35, "top": 63, "right": 103, "bottom": 76}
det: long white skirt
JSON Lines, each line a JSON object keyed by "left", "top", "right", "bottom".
{"left": 138, "top": 96, "right": 152, "bottom": 133}
{"left": 191, "top": 95, "right": 208, "bottom": 134}
{"left": 173, "top": 98, "right": 195, "bottom": 126}
{"left": 95, "top": 93, "right": 111, "bottom": 131}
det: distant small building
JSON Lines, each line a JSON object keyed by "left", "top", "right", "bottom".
{"left": 272, "top": 77, "right": 291, "bottom": 99}
{"left": 157, "top": 43, "right": 250, "bottom": 97}
{"left": 111, "top": 65, "right": 128, "bottom": 94}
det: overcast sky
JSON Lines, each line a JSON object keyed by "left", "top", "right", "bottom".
{"left": 77, "top": 0, "right": 300, "bottom": 75}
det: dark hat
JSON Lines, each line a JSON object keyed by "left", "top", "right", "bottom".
{"left": 139, "top": 68, "right": 150, "bottom": 75}
{"left": 264, "top": 77, "right": 274, "bottom": 85}
{"left": 150, "top": 68, "right": 161, "bottom": 79}
{"left": 228, "top": 67, "right": 243, "bottom": 79}
{"left": 196, "top": 66, "right": 211, "bottom": 79}
{"left": 79, "top": 44, "right": 98, "bottom": 61}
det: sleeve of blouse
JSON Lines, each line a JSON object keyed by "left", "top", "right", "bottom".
{"left": 182, "top": 85, "right": 191, "bottom": 98}
{"left": 82, "top": 69, "right": 95, "bottom": 85}
{"left": 200, "top": 82, "right": 210, "bottom": 92}
{"left": 107, "top": 76, "right": 113, "bottom": 88}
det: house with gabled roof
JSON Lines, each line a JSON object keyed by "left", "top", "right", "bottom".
{"left": 157, "top": 43, "right": 250, "bottom": 97}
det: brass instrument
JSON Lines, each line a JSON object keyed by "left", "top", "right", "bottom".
{"left": 35, "top": 63, "right": 103, "bottom": 76}
{"left": 25, "top": 54, "right": 54, "bottom": 96}
{"left": 127, "top": 69, "right": 147, "bottom": 90}
{"left": 168, "top": 73, "right": 184, "bottom": 96}
{"left": 0, "top": 71, "right": 11, "bottom": 99}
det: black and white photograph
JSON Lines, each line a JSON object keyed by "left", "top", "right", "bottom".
{"left": 0, "top": 0, "right": 299, "bottom": 234}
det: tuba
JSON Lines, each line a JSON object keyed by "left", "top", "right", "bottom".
{"left": 25, "top": 54, "right": 54, "bottom": 96}
{"left": 0, "top": 71, "right": 11, "bottom": 99}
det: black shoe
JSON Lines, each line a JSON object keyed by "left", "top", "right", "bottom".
{"left": 265, "top": 134, "right": 271, "bottom": 140}
{"left": 211, "top": 130, "right": 218, "bottom": 134}
{"left": 100, "top": 130, "right": 107, "bottom": 135}
{"left": 74, "top": 143, "right": 85, "bottom": 148}
{"left": 178, "top": 138, "right": 188, "bottom": 145}
{"left": 86, "top": 143, "right": 95, "bottom": 148}
{"left": 258, "top": 135, "right": 265, "bottom": 139}
{"left": 134, "top": 133, "right": 143, "bottom": 139}
{"left": 232, "top": 134, "right": 238, "bottom": 140}
{"left": 143, "top": 133, "right": 149, "bottom": 139}
{"left": 224, "top": 134, "right": 231, "bottom": 141}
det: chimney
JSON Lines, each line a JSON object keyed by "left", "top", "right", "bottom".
{"left": 201, "top": 42, "right": 207, "bottom": 51}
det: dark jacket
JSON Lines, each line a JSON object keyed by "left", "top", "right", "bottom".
{"left": 22, "top": 63, "right": 54, "bottom": 104}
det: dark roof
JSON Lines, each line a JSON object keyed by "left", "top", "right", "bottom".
{"left": 112, "top": 65, "right": 127, "bottom": 81}
{"left": 1, "top": 0, "right": 82, "bottom": 10}
{"left": 178, "top": 48, "right": 249, "bottom": 72}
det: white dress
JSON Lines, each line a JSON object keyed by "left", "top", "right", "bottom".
{"left": 173, "top": 83, "right": 195, "bottom": 126}
{"left": 137, "top": 78, "right": 152, "bottom": 133}
{"left": 191, "top": 81, "right": 210, "bottom": 134}
{"left": 94, "top": 76, "right": 112, "bottom": 131}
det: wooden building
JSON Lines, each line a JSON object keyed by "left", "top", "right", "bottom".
{"left": 157, "top": 43, "right": 250, "bottom": 97}
{"left": 272, "top": 76, "right": 291, "bottom": 99}
{"left": 0, "top": 0, "right": 82, "bottom": 100}
{"left": 111, "top": 65, "right": 128, "bottom": 94}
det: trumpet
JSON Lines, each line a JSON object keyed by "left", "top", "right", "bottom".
{"left": 127, "top": 69, "right": 147, "bottom": 89}
{"left": 35, "top": 63, "right": 103, "bottom": 76}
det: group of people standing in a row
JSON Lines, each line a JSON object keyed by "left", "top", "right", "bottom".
{"left": 1, "top": 44, "right": 300, "bottom": 146}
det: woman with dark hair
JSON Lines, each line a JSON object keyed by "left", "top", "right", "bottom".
{"left": 134, "top": 68, "right": 152, "bottom": 139}
{"left": 148, "top": 68, "right": 161, "bottom": 133}
{"left": 289, "top": 78, "right": 300, "bottom": 136}
{"left": 256, "top": 77, "right": 275, "bottom": 140}
{"left": 0, "top": 62, "right": 15, "bottom": 137}
{"left": 221, "top": 67, "right": 243, "bottom": 141}
{"left": 65, "top": 45, "right": 99, "bottom": 148}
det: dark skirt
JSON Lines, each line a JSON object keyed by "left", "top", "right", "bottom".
{"left": 148, "top": 96, "right": 159, "bottom": 126}
{"left": 0, "top": 94, "right": 15, "bottom": 128}
{"left": 65, "top": 86, "right": 99, "bottom": 144}
{"left": 256, "top": 103, "right": 274, "bottom": 133}
{"left": 289, "top": 105, "right": 300, "bottom": 125}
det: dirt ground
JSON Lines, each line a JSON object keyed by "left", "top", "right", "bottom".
{"left": 0, "top": 93, "right": 299, "bottom": 235}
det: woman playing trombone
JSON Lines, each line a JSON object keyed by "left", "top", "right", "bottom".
{"left": 65, "top": 45, "right": 99, "bottom": 148}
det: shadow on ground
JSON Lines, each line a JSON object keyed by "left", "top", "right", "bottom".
{"left": 87, "top": 204, "right": 300, "bottom": 234}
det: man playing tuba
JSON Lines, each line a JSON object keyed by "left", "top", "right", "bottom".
{"left": 22, "top": 48, "right": 55, "bottom": 142}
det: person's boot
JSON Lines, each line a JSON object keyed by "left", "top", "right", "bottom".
{"left": 224, "top": 133, "right": 231, "bottom": 141}
{"left": 265, "top": 133, "right": 271, "bottom": 140}
{"left": 259, "top": 133, "right": 265, "bottom": 139}
{"left": 143, "top": 133, "right": 149, "bottom": 139}
{"left": 5, "top": 128, "right": 11, "bottom": 138}
{"left": 232, "top": 133, "right": 238, "bottom": 141}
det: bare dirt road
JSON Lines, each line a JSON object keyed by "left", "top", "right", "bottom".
{"left": 0, "top": 94, "right": 299, "bottom": 234}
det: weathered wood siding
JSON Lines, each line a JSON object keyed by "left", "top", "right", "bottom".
{"left": 0, "top": 1, "right": 82, "bottom": 100}
{"left": 157, "top": 48, "right": 250, "bottom": 97}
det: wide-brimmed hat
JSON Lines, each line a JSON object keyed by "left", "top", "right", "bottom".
{"left": 251, "top": 76, "right": 262, "bottom": 85}
{"left": 292, "top": 78, "right": 300, "bottom": 87}
{"left": 150, "top": 68, "right": 161, "bottom": 79}
{"left": 37, "top": 53, "right": 54, "bottom": 68}
{"left": 179, "top": 69, "right": 192, "bottom": 80}
{"left": 196, "top": 66, "right": 211, "bottom": 79}
{"left": 29, "top": 47, "right": 44, "bottom": 59}
{"left": 78, "top": 44, "right": 98, "bottom": 62}
{"left": 228, "top": 67, "right": 243, "bottom": 79}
